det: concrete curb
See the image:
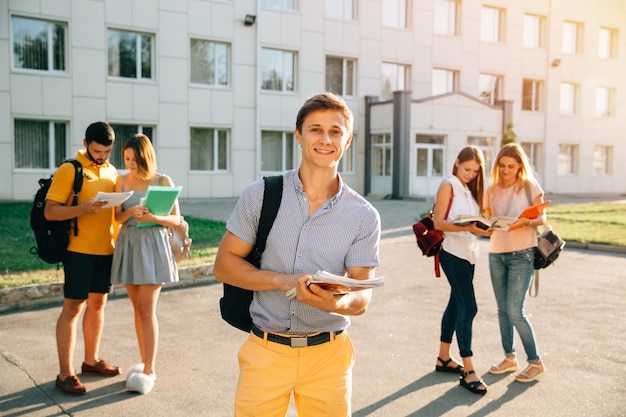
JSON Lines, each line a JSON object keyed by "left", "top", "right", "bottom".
{"left": 0, "top": 264, "right": 217, "bottom": 314}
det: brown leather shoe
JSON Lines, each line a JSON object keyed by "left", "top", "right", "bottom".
{"left": 81, "top": 359, "right": 122, "bottom": 376}
{"left": 55, "top": 375, "right": 86, "bottom": 395}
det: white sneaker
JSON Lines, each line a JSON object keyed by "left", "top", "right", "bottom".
{"left": 125, "top": 363, "right": 144, "bottom": 381}
{"left": 126, "top": 372, "right": 156, "bottom": 394}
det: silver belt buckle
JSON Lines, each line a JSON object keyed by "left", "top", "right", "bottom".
{"left": 290, "top": 337, "right": 308, "bottom": 348}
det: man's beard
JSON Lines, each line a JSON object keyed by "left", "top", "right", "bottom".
{"left": 86, "top": 148, "right": 106, "bottom": 166}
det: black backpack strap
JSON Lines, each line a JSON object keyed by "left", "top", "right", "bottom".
{"left": 246, "top": 175, "right": 283, "bottom": 266}
{"left": 65, "top": 159, "right": 84, "bottom": 236}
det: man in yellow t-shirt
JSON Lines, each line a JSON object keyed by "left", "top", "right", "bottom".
{"left": 45, "top": 121, "right": 121, "bottom": 395}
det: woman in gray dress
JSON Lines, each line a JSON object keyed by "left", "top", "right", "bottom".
{"left": 111, "top": 134, "right": 180, "bottom": 394}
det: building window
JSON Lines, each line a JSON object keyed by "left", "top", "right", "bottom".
{"left": 190, "top": 39, "right": 230, "bottom": 86}
{"left": 415, "top": 135, "right": 445, "bottom": 177}
{"left": 12, "top": 16, "right": 66, "bottom": 72}
{"left": 593, "top": 146, "right": 612, "bottom": 176}
{"left": 562, "top": 21, "right": 583, "bottom": 54}
{"left": 261, "top": 131, "right": 296, "bottom": 172}
{"left": 432, "top": 68, "right": 458, "bottom": 95}
{"left": 14, "top": 120, "right": 68, "bottom": 169}
{"left": 261, "top": 0, "right": 296, "bottom": 10}
{"left": 382, "top": 0, "right": 408, "bottom": 29}
{"left": 467, "top": 136, "right": 495, "bottom": 174}
{"left": 381, "top": 63, "right": 409, "bottom": 100}
{"left": 560, "top": 83, "right": 579, "bottom": 115}
{"left": 326, "top": 0, "right": 355, "bottom": 20}
{"left": 481, "top": 6, "right": 504, "bottom": 43}
{"left": 598, "top": 27, "right": 617, "bottom": 59}
{"left": 479, "top": 74, "right": 502, "bottom": 105}
{"left": 522, "top": 79, "right": 543, "bottom": 111}
{"left": 521, "top": 142, "right": 543, "bottom": 177}
{"left": 338, "top": 134, "right": 355, "bottom": 173}
{"left": 190, "top": 128, "right": 229, "bottom": 171}
{"left": 523, "top": 14, "right": 545, "bottom": 48}
{"left": 372, "top": 133, "right": 392, "bottom": 176}
{"left": 108, "top": 29, "right": 153, "bottom": 79}
{"left": 326, "top": 56, "right": 355, "bottom": 97}
{"left": 433, "top": 0, "right": 460, "bottom": 36}
{"left": 558, "top": 144, "right": 577, "bottom": 175}
{"left": 109, "top": 124, "right": 154, "bottom": 169}
{"left": 596, "top": 87, "right": 615, "bottom": 118}
{"left": 261, "top": 48, "right": 295, "bottom": 92}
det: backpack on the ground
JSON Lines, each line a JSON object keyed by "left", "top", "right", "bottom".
{"left": 29, "top": 159, "right": 83, "bottom": 264}
{"left": 219, "top": 175, "right": 283, "bottom": 332}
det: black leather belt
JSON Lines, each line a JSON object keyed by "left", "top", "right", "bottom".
{"left": 251, "top": 325, "right": 343, "bottom": 348}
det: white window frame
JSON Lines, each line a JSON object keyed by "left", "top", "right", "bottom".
{"left": 338, "top": 133, "right": 355, "bottom": 174}
{"left": 558, "top": 144, "right": 578, "bottom": 175}
{"left": 190, "top": 127, "right": 230, "bottom": 172}
{"left": 326, "top": 56, "right": 356, "bottom": 97}
{"left": 523, "top": 14, "right": 545, "bottom": 48}
{"left": 560, "top": 82, "right": 579, "bottom": 115}
{"left": 382, "top": 0, "right": 409, "bottom": 29}
{"left": 593, "top": 145, "right": 612, "bottom": 176}
{"left": 261, "top": 131, "right": 297, "bottom": 173}
{"left": 325, "top": 0, "right": 356, "bottom": 21}
{"left": 109, "top": 124, "right": 155, "bottom": 169}
{"left": 479, "top": 73, "right": 502, "bottom": 105}
{"left": 14, "top": 119, "right": 68, "bottom": 170}
{"left": 11, "top": 16, "right": 67, "bottom": 72}
{"left": 261, "top": 48, "right": 296, "bottom": 92}
{"left": 522, "top": 79, "right": 543, "bottom": 112}
{"left": 107, "top": 29, "right": 154, "bottom": 80}
{"left": 562, "top": 21, "right": 583, "bottom": 55}
{"left": 433, "top": 0, "right": 460, "bottom": 36}
{"left": 381, "top": 62, "right": 409, "bottom": 100}
{"left": 598, "top": 27, "right": 617, "bottom": 59}
{"left": 481, "top": 6, "right": 504, "bottom": 43}
{"left": 521, "top": 142, "right": 544, "bottom": 177}
{"left": 595, "top": 87, "right": 615, "bottom": 118}
{"left": 190, "top": 39, "right": 230, "bottom": 86}
{"left": 432, "top": 68, "right": 458, "bottom": 95}
{"left": 372, "top": 133, "right": 392, "bottom": 177}
{"left": 261, "top": 0, "right": 296, "bottom": 11}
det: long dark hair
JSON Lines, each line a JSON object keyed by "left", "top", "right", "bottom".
{"left": 452, "top": 145, "right": 486, "bottom": 210}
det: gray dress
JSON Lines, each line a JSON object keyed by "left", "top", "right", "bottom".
{"left": 111, "top": 191, "right": 179, "bottom": 285}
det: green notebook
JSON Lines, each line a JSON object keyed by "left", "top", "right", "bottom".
{"left": 137, "top": 185, "right": 182, "bottom": 228}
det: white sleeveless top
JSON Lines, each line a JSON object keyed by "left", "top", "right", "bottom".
{"left": 442, "top": 175, "right": 480, "bottom": 264}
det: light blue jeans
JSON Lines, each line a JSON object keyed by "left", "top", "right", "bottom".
{"left": 489, "top": 248, "right": 540, "bottom": 362}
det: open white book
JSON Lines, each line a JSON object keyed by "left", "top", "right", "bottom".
{"left": 451, "top": 215, "right": 516, "bottom": 230}
{"left": 94, "top": 191, "right": 134, "bottom": 208}
{"left": 285, "top": 270, "right": 385, "bottom": 299}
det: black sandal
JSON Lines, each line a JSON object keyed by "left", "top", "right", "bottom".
{"left": 435, "top": 356, "right": 464, "bottom": 374}
{"left": 459, "top": 370, "right": 488, "bottom": 395}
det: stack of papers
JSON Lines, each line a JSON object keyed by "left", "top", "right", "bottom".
{"left": 94, "top": 191, "right": 134, "bottom": 208}
{"left": 285, "top": 270, "right": 385, "bottom": 299}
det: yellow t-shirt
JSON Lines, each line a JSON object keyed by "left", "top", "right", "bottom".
{"left": 46, "top": 150, "right": 118, "bottom": 255}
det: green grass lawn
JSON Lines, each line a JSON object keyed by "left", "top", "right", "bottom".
{"left": 1, "top": 200, "right": 625, "bottom": 289}
{"left": 0, "top": 202, "right": 226, "bottom": 289}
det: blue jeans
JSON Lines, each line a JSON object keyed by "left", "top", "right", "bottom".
{"left": 439, "top": 250, "right": 477, "bottom": 358}
{"left": 489, "top": 248, "right": 540, "bottom": 362}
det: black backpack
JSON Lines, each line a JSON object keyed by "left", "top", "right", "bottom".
{"left": 29, "top": 159, "right": 83, "bottom": 264}
{"left": 219, "top": 175, "right": 283, "bottom": 332}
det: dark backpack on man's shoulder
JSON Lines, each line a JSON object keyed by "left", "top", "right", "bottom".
{"left": 29, "top": 159, "right": 83, "bottom": 264}
{"left": 219, "top": 175, "right": 283, "bottom": 332}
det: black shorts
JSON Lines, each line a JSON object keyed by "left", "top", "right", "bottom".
{"left": 63, "top": 251, "right": 113, "bottom": 300}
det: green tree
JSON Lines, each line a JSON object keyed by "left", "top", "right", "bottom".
{"left": 501, "top": 121, "right": 517, "bottom": 146}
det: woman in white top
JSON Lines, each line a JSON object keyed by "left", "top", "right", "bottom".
{"left": 484, "top": 143, "right": 546, "bottom": 383}
{"left": 433, "top": 146, "right": 492, "bottom": 395}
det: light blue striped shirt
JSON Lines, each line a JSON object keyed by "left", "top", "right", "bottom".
{"left": 226, "top": 169, "right": 381, "bottom": 335}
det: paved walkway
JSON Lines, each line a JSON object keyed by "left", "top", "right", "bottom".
{"left": 1, "top": 193, "right": 625, "bottom": 416}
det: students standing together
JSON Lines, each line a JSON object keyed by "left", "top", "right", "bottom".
{"left": 46, "top": 100, "right": 545, "bottom": 412}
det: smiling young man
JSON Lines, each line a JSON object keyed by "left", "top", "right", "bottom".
{"left": 214, "top": 92, "right": 381, "bottom": 416}
{"left": 45, "top": 121, "right": 121, "bottom": 395}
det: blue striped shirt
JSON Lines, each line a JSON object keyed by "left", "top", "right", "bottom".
{"left": 226, "top": 169, "right": 381, "bottom": 335}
